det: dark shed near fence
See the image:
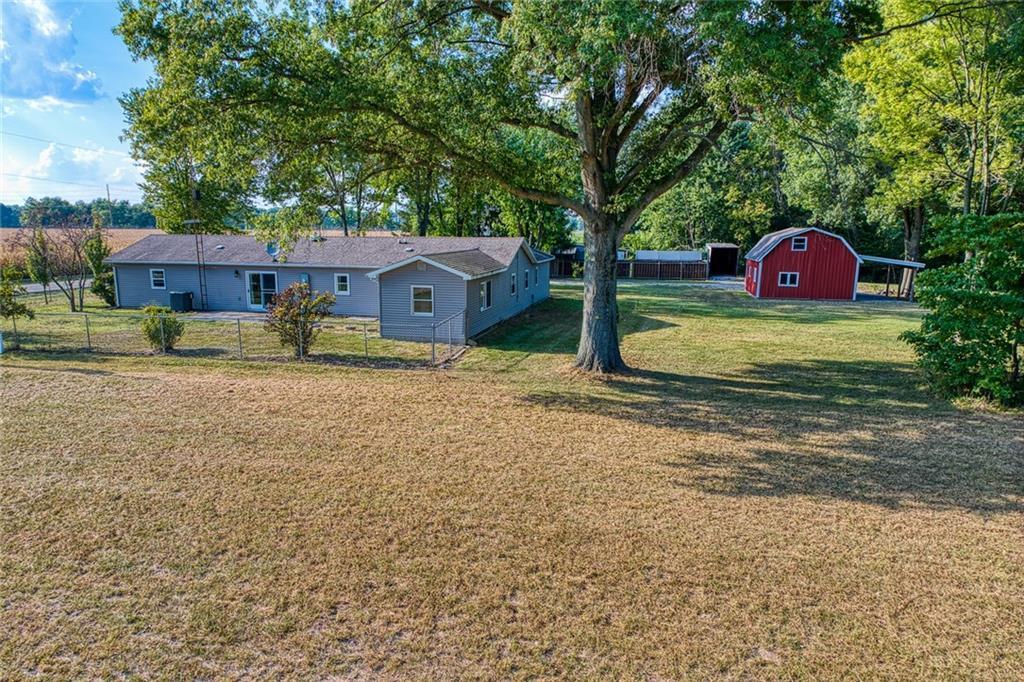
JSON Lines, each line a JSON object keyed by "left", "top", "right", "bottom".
{"left": 706, "top": 243, "right": 740, "bottom": 277}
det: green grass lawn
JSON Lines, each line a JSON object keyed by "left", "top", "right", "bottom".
{"left": 6, "top": 290, "right": 432, "bottom": 365}
{"left": 2, "top": 283, "right": 1022, "bottom": 678}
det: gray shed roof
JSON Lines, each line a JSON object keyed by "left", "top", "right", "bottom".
{"left": 745, "top": 227, "right": 862, "bottom": 264}
{"left": 107, "top": 234, "right": 553, "bottom": 277}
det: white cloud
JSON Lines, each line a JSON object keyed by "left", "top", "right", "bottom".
{"left": 23, "top": 95, "right": 83, "bottom": 112}
{"left": 2, "top": 1, "right": 104, "bottom": 104}
{"left": 1, "top": 143, "right": 145, "bottom": 204}
{"left": 56, "top": 61, "right": 99, "bottom": 88}
{"left": 10, "top": 0, "right": 68, "bottom": 38}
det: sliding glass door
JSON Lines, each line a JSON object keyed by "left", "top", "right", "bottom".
{"left": 246, "top": 271, "right": 277, "bottom": 310}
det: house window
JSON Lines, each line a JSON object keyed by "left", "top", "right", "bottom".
{"left": 792, "top": 236, "right": 808, "bottom": 251}
{"left": 150, "top": 269, "right": 166, "bottom": 289}
{"left": 524, "top": 269, "right": 530, "bottom": 289}
{"left": 778, "top": 272, "right": 799, "bottom": 287}
{"left": 334, "top": 273, "right": 350, "bottom": 295}
{"left": 511, "top": 273, "right": 517, "bottom": 295}
{"left": 479, "top": 280, "right": 492, "bottom": 311}
{"left": 411, "top": 285, "right": 433, "bottom": 316}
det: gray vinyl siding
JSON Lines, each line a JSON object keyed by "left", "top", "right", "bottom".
{"left": 113, "top": 263, "right": 379, "bottom": 316}
{"left": 377, "top": 261, "right": 467, "bottom": 342}
{"left": 465, "top": 245, "right": 551, "bottom": 337}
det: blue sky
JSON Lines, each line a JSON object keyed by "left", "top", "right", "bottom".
{"left": 1, "top": 0, "right": 153, "bottom": 205}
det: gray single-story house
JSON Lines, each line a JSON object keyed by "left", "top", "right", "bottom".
{"left": 106, "top": 234, "right": 553, "bottom": 342}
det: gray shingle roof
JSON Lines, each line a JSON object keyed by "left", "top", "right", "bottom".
{"left": 424, "top": 250, "right": 506, "bottom": 277}
{"left": 106, "top": 234, "right": 547, "bottom": 276}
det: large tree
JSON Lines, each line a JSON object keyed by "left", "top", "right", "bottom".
{"left": 119, "top": 0, "right": 876, "bottom": 371}
{"left": 846, "top": 0, "right": 1024, "bottom": 256}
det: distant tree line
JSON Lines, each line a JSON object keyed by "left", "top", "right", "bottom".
{"left": 0, "top": 197, "right": 158, "bottom": 229}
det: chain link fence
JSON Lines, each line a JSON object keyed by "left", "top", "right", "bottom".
{"left": 0, "top": 310, "right": 464, "bottom": 367}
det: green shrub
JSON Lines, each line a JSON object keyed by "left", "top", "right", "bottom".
{"left": 91, "top": 270, "right": 118, "bottom": 306}
{"left": 140, "top": 305, "right": 185, "bottom": 351}
{"left": 0, "top": 267, "right": 34, "bottom": 348}
{"left": 264, "top": 282, "right": 335, "bottom": 359}
{"left": 901, "top": 213, "right": 1024, "bottom": 406}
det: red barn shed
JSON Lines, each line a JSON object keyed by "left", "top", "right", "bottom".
{"left": 744, "top": 227, "right": 862, "bottom": 300}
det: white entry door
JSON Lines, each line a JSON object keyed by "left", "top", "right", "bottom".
{"left": 246, "top": 271, "right": 277, "bottom": 310}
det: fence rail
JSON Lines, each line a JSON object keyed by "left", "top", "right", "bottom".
{"left": 0, "top": 310, "right": 446, "bottom": 367}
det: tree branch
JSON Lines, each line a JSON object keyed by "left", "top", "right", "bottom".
{"left": 850, "top": 0, "right": 1024, "bottom": 42}
{"left": 501, "top": 116, "right": 576, "bottom": 140}
{"left": 619, "top": 119, "right": 729, "bottom": 232}
{"left": 615, "top": 113, "right": 714, "bottom": 192}
{"left": 352, "top": 103, "right": 591, "bottom": 219}
{"left": 472, "top": 0, "right": 510, "bottom": 20}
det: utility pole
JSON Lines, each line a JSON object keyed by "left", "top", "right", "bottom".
{"left": 106, "top": 184, "right": 114, "bottom": 228}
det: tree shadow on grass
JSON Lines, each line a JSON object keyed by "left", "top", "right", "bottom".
{"left": 521, "top": 361, "right": 1024, "bottom": 513}
{"left": 475, "top": 297, "right": 678, "bottom": 355}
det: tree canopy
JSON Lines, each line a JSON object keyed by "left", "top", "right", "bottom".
{"left": 119, "top": 0, "right": 879, "bottom": 371}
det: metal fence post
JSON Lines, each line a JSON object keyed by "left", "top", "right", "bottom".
{"left": 159, "top": 315, "right": 166, "bottom": 353}
{"left": 236, "top": 318, "right": 243, "bottom": 359}
{"left": 448, "top": 319, "right": 452, "bottom": 359}
{"left": 431, "top": 324, "right": 436, "bottom": 365}
{"left": 363, "top": 323, "right": 368, "bottom": 359}
{"left": 84, "top": 313, "right": 92, "bottom": 350}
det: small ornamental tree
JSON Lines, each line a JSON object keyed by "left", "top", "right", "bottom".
{"left": 24, "top": 229, "right": 52, "bottom": 304}
{"left": 264, "top": 282, "right": 336, "bottom": 359}
{"left": 901, "top": 213, "right": 1024, "bottom": 405}
{"left": 140, "top": 305, "right": 185, "bottom": 351}
{"left": 0, "top": 267, "right": 35, "bottom": 348}
{"left": 85, "top": 230, "right": 117, "bottom": 306}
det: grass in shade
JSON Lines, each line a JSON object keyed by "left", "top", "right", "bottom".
{"left": 2, "top": 283, "right": 1022, "bottom": 678}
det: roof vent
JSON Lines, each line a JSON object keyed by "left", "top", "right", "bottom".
{"left": 404, "top": 247, "right": 414, "bottom": 252}
{"left": 309, "top": 234, "right": 325, "bottom": 242}
{"left": 397, "top": 238, "right": 408, "bottom": 244}
{"left": 214, "top": 244, "right": 226, "bottom": 250}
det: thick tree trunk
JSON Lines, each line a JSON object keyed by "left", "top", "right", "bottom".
{"left": 574, "top": 224, "right": 625, "bottom": 373}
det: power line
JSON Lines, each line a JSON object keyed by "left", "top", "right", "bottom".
{"left": 1, "top": 173, "right": 141, "bottom": 192}
{"left": 0, "top": 131, "right": 134, "bottom": 158}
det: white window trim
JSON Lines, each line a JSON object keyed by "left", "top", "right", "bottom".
{"left": 791, "top": 236, "right": 808, "bottom": 252}
{"left": 149, "top": 268, "right": 166, "bottom": 290}
{"left": 334, "top": 272, "right": 351, "bottom": 296}
{"left": 778, "top": 271, "right": 799, "bottom": 287}
{"left": 410, "top": 284, "right": 434, "bottom": 317}
{"left": 479, "top": 280, "right": 492, "bottom": 311}
{"left": 510, "top": 272, "right": 517, "bottom": 296}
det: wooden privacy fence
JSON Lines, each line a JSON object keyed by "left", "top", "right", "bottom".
{"left": 619, "top": 260, "right": 709, "bottom": 280}
{"left": 552, "top": 258, "right": 710, "bottom": 280}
